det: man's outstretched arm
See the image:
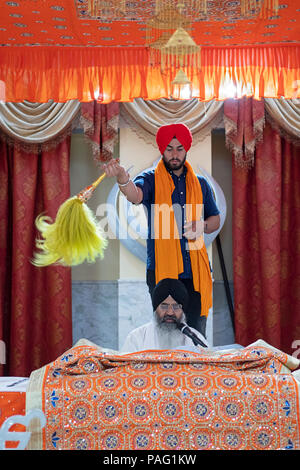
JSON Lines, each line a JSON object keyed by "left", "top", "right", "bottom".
{"left": 102, "top": 159, "right": 143, "bottom": 204}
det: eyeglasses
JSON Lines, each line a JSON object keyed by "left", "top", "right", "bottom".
{"left": 159, "top": 303, "right": 182, "bottom": 312}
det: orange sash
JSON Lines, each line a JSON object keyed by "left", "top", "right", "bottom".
{"left": 154, "top": 159, "right": 212, "bottom": 317}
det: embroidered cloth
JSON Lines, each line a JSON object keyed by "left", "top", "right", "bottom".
{"left": 26, "top": 342, "right": 300, "bottom": 450}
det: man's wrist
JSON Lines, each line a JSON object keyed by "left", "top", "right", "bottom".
{"left": 117, "top": 171, "right": 130, "bottom": 185}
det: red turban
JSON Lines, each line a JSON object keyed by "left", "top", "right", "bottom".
{"left": 156, "top": 123, "right": 193, "bottom": 155}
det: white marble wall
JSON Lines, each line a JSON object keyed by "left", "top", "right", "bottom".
{"left": 72, "top": 281, "right": 119, "bottom": 350}
{"left": 118, "top": 279, "right": 153, "bottom": 349}
{"left": 213, "top": 280, "right": 235, "bottom": 346}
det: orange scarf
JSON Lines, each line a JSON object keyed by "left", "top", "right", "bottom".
{"left": 154, "top": 159, "right": 212, "bottom": 317}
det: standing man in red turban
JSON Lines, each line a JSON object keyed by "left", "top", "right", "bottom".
{"left": 103, "top": 123, "right": 220, "bottom": 338}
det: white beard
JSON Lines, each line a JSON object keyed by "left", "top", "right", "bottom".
{"left": 153, "top": 312, "right": 187, "bottom": 349}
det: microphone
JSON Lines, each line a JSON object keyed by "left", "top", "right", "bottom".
{"left": 176, "top": 322, "right": 208, "bottom": 348}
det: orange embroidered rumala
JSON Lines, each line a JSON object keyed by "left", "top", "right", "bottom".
{"left": 26, "top": 342, "right": 300, "bottom": 450}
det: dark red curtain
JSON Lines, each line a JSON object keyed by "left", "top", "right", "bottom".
{"left": 0, "top": 137, "right": 72, "bottom": 377}
{"left": 232, "top": 122, "right": 300, "bottom": 356}
{"left": 81, "top": 101, "right": 119, "bottom": 163}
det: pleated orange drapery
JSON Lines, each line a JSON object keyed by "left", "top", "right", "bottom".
{"left": 0, "top": 45, "right": 299, "bottom": 103}
{"left": 0, "top": 137, "right": 73, "bottom": 377}
{"left": 232, "top": 122, "right": 300, "bottom": 356}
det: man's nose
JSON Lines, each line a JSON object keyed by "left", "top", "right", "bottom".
{"left": 165, "top": 305, "right": 174, "bottom": 311}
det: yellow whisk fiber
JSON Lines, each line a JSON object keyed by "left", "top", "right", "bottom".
{"left": 32, "top": 173, "right": 107, "bottom": 267}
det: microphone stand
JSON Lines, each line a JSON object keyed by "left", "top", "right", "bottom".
{"left": 177, "top": 322, "right": 207, "bottom": 348}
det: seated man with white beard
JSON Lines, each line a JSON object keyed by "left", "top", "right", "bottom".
{"left": 121, "top": 278, "right": 209, "bottom": 353}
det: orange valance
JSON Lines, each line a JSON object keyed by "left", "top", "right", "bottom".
{"left": 0, "top": 45, "right": 299, "bottom": 103}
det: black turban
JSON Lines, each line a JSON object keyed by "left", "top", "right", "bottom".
{"left": 151, "top": 278, "right": 189, "bottom": 312}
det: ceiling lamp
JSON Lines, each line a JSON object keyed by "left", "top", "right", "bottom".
{"left": 159, "top": 27, "right": 200, "bottom": 71}
{"left": 87, "top": 0, "right": 126, "bottom": 19}
{"left": 147, "top": 2, "right": 202, "bottom": 99}
{"left": 146, "top": 1, "right": 206, "bottom": 44}
{"left": 171, "top": 69, "right": 192, "bottom": 100}
{"left": 146, "top": 4, "right": 201, "bottom": 70}
{"left": 147, "top": 6, "right": 190, "bottom": 35}
{"left": 148, "top": 25, "right": 200, "bottom": 100}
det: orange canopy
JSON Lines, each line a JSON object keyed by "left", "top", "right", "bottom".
{"left": 0, "top": 0, "right": 299, "bottom": 102}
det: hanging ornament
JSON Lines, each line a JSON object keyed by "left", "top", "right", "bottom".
{"left": 171, "top": 68, "right": 192, "bottom": 100}
{"left": 159, "top": 27, "right": 201, "bottom": 72}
